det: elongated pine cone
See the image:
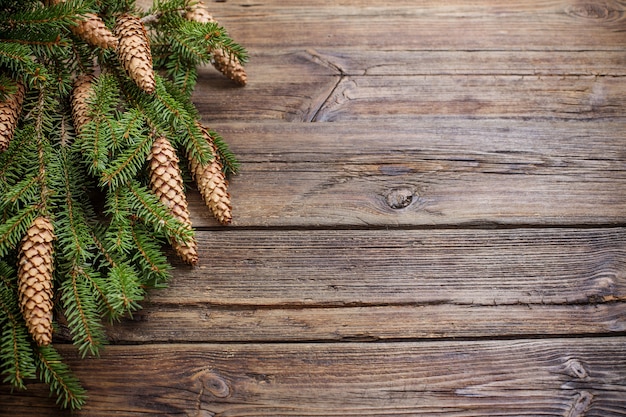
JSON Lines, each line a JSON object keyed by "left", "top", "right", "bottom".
{"left": 71, "top": 74, "right": 94, "bottom": 135}
{"left": 211, "top": 48, "right": 247, "bottom": 86}
{"left": 18, "top": 216, "right": 55, "bottom": 346}
{"left": 186, "top": 1, "right": 216, "bottom": 23}
{"left": 71, "top": 13, "right": 118, "bottom": 49}
{"left": 0, "top": 81, "right": 25, "bottom": 152}
{"left": 185, "top": 1, "right": 247, "bottom": 85}
{"left": 114, "top": 14, "right": 155, "bottom": 94}
{"left": 190, "top": 126, "right": 232, "bottom": 225}
{"left": 148, "top": 136, "right": 198, "bottom": 264}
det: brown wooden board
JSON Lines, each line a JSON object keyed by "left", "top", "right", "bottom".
{"left": 187, "top": 120, "right": 626, "bottom": 227}
{"left": 2, "top": 338, "right": 625, "bottom": 416}
{"left": 3, "top": 1, "right": 625, "bottom": 415}
{"left": 211, "top": 1, "right": 626, "bottom": 52}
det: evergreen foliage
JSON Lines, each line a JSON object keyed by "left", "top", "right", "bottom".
{"left": 0, "top": 0, "right": 246, "bottom": 409}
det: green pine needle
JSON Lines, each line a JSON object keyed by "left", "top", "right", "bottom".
{"left": 0, "top": 0, "right": 245, "bottom": 409}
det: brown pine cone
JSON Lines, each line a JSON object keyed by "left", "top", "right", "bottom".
{"left": 190, "top": 126, "right": 232, "bottom": 225}
{"left": 211, "top": 48, "right": 247, "bottom": 86}
{"left": 71, "top": 74, "right": 94, "bottom": 135}
{"left": 71, "top": 13, "right": 118, "bottom": 49}
{"left": 185, "top": 1, "right": 216, "bottom": 23}
{"left": 0, "top": 81, "right": 25, "bottom": 152}
{"left": 18, "top": 216, "right": 55, "bottom": 346}
{"left": 147, "top": 136, "right": 198, "bottom": 264}
{"left": 114, "top": 14, "right": 155, "bottom": 94}
{"left": 185, "top": 1, "right": 247, "bottom": 86}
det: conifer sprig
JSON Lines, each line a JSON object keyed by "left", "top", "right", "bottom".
{"left": 0, "top": 0, "right": 247, "bottom": 409}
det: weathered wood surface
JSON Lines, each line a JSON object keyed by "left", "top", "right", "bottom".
{"left": 188, "top": 120, "right": 626, "bottom": 227}
{"left": 2, "top": 0, "right": 626, "bottom": 415}
{"left": 2, "top": 339, "right": 626, "bottom": 416}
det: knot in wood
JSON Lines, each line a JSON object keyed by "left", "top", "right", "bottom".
{"left": 385, "top": 187, "right": 415, "bottom": 210}
{"left": 564, "top": 358, "right": 589, "bottom": 379}
{"left": 566, "top": 2, "right": 623, "bottom": 23}
{"left": 567, "top": 391, "right": 593, "bottom": 417}
{"left": 192, "top": 369, "right": 231, "bottom": 398}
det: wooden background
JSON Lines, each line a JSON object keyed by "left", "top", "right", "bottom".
{"left": 2, "top": 0, "right": 626, "bottom": 415}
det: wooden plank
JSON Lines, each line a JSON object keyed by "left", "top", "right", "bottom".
{"left": 105, "top": 303, "right": 626, "bottom": 343}
{"left": 194, "top": 70, "right": 626, "bottom": 121}
{"left": 305, "top": 49, "right": 626, "bottom": 76}
{"left": 185, "top": 3, "right": 626, "bottom": 123}
{"left": 210, "top": 1, "right": 626, "bottom": 52}
{"left": 192, "top": 53, "right": 338, "bottom": 122}
{"left": 188, "top": 120, "right": 626, "bottom": 227}
{"left": 310, "top": 75, "right": 626, "bottom": 121}
{"left": 140, "top": 227, "right": 625, "bottom": 303}
{"left": 2, "top": 338, "right": 625, "bottom": 416}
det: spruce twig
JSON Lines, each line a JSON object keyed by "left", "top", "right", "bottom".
{"left": 0, "top": 0, "right": 247, "bottom": 408}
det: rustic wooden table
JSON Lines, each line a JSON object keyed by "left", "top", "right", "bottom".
{"left": 2, "top": 0, "right": 626, "bottom": 415}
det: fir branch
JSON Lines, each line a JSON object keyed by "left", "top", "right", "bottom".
{"left": 0, "top": 127, "right": 35, "bottom": 193}
{"left": 129, "top": 75, "right": 212, "bottom": 164}
{"left": 0, "top": 1, "right": 91, "bottom": 31}
{"left": 90, "top": 229, "right": 144, "bottom": 319}
{"left": 0, "top": 264, "right": 37, "bottom": 389}
{"left": 33, "top": 87, "right": 53, "bottom": 209}
{"left": 115, "top": 107, "right": 146, "bottom": 149}
{"left": 0, "top": 174, "right": 39, "bottom": 212}
{"left": 129, "top": 223, "right": 171, "bottom": 288}
{"left": 0, "top": 71, "right": 18, "bottom": 101}
{"left": 0, "top": 205, "right": 38, "bottom": 257}
{"left": 100, "top": 132, "right": 153, "bottom": 189}
{"left": 49, "top": 148, "right": 95, "bottom": 263}
{"left": 159, "top": 20, "right": 220, "bottom": 66}
{"left": 79, "top": 117, "right": 113, "bottom": 175}
{"left": 59, "top": 264, "right": 107, "bottom": 358}
{"left": 35, "top": 345, "right": 86, "bottom": 410}
{"left": 102, "top": 187, "right": 135, "bottom": 254}
{"left": 0, "top": 42, "right": 47, "bottom": 87}
{"left": 0, "top": 0, "right": 246, "bottom": 408}
{"left": 205, "top": 127, "right": 239, "bottom": 176}
{"left": 125, "top": 180, "right": 194, "bottom": 244}
{"left": 105, "top": 262, "right": 144, "bottom": 318}
{"left": 162, "top": 55, "right": 197, "bottom": 96}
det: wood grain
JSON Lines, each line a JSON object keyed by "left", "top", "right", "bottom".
{"left": 193, "top": 58, "right": 626, "bottom": 122}
{"left": 4, "top": 1, "right": 625, "bottom": 414}
{"left": 186, "top": 120, "right": 626, "bottom": 227}
{"left": 105, "top": 303, "right": 626, "bottom": 343}
{"left": 212, "top": 1, "right": 626, "bottom": 51}
{"left": 2, "top": 338, "right": 625, "bottom": 416}
{"left": 157, "top": 228, "right": 626, "bottom": 306}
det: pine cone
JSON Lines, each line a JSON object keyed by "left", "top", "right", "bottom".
{"left": 190, "top": 126, "right": 232, "bottom": 225}
{"left": 0, "top": 81, "right": 25, "bottom": 152}
{"left": 185, "top": 1, "right": 247, "bottom": 86}
{"left": 71, "top": 74, "right": 94, "bottom": 135}
{"left": 114, "top": 14, "right": 155, "bottom": 94}
{"left": 18, "top": 216, "right": 55, "bottom": 346}
{"left": 71, "top": 13, "right": 118, "bottom": 49}
{"left": 211, "top": 48, "right": 247, "bottom": 86}
{"left": 148, "top": 136, "right": 198, "bottom": 264}
{"left": 186, "top": 1, "right": 216, "bottom": 23}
